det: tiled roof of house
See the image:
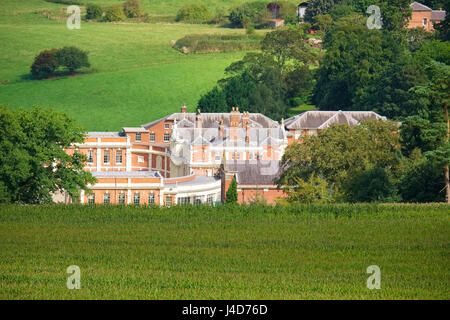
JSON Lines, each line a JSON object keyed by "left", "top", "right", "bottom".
{"left": 227, "top": 160, "right": 281, "bottom": 186}
{"left": 410, "top": 2, "right": 432, "bottom": 11}
{"left": 431, "top": 10, "right": 446, "bottom": 21}
{"left": 284, "top": 111, "right": 386, "bottom": 130}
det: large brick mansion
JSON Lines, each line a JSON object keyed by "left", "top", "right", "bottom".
{"left": 64, "top": 107, "right": 386, "bottom": 205}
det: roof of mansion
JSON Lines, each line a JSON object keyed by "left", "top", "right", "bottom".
{"left": 284, "top": 110, "right": 386, "bottom": 130}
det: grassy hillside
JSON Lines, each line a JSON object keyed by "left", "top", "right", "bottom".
{"left": 0, "top": 204, "right": 449, "bottom": 299}
{"left": 0, "top": 0, "right": 279, "bottom": 131}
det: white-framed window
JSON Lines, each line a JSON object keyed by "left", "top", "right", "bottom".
{"left": 149, "top": 133, "right": 155, "bottom": 142}
{"left": 138, "top": 155, "right": 144, "bottom": 163}
{"left": 118, "top": 193, "right": 125, "bottom": 204}
{"left": 165, "top": 196, "right": 172, "bottom": 207}
{"left": 88, "top": 194, "right": 95, "bottom": 204}
{"left": 164, "top": 133, "right": 170, "bottom": 142}
{"left": 232, "top": 153, "right": 236, "bottom": 160}
{"left": 133, "top": 193, "right": 140, "bottom": 205}
{"left": 177, "top": 197, "right": 190, "bottom": 205}
{"left": 148, "top": 193, "right": 155, "bottom": 204}
{"left": 237, "top": 153, "right": 240, "bottom": 160}
{"left": 103, "top": 193, "right": 110, "bottom": 204}
{"left": 103, "top": 150, "right": 110, "bottom": 164}
{"left": 249, "top": 153, "right": 253, "bottom": 160}
{"left": 116, "top": 150, "right": 122, "bottom": 164}
{"left": 207, "top": 195, "right": 214, "bottom": 205}
{"left": 164, "top": 123, "right": 170, "bottom": 129}
{"left": 135, "top": 133, "right": 142, "bottom": 142}
{"left": 194, "top": 197, "right": 202, "bottom": 205}
{"left": 423, "top": 18, "right": 427, "bottom": 27}
{"left": 87, "top": 150, "right": 94, "bottom": 164}
{"left": 215, "top": 154, "right": 221, "bottom": 161}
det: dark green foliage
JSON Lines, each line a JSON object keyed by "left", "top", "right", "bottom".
{"left": 278, "top": 1, "right": 298, "bottom": 25}
{"left": 123, "top": 0, "right": 142, "bottom": 18}
{"left": 400, "top": 159, "right": 446, "bottom": 203}
{"left": 86, "top": 4, "right": 102, "bottom": 20}
{"left": 400, "top": 116, "right": 447, "bottom": 157}
{"left": 197, "top": 27, "right": 314, "bottom": 120}
{"left": 278, "top": 120, "right": 401, "bottom": 200}
{"left": 304, "top": 0, "right": 335, "bottom": 23}
{"left": 103, "top": 5, "right": 125, "bottom": 22}
{"left": 198, "top": 86, "right": 228, "bottom": 113}
{"left": 173, "top": 34, "right": 262, "bottom": 54}
{"left": 229, "top": 1, "right": 267, "bottom": 28}
{"left": 30, "top": 49, "right": 58, "bottom": 79}
{"left": 345, "top": 166, "right": 398, "bottom": 202}
{"left": 405, "top": 27, "right": 434, "bottom": 53}
{"left": 313, "top": 23, "right": 387, "bottom": 110}
{"left": 357, "top": 57, "right": 427, "bottom": 119}
{"left": 0, "top": 106, "right": 96, "bottom": 204}
{"left": 176, "top": 4, "right": 212, "bottom": 24}
{"left": 434, "top": 2, "right": 449, "bottom": 41}
{"left": 226, "top": 177, "right": 238, "bottom": 203}
{"left": 55, "top": 46, "right": 90, "bottom": 73}
{"left": 414, "top": 40, "right": 450, "bottom": 65}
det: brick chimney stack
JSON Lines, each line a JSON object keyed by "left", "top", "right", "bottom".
{"left": 181, "top": 104, "right": 187, "bottom": 113}
{"left": 230, "top": 106, "right": 241, "bottom": 127}
{"left": 219, "top": 118, "right": 224, "bottom": 138}
{"left": 243, "top": 111, "right": 250, "bottom": 143}
{"left": 196, "top": 109, "right": 202, "bottom": 129}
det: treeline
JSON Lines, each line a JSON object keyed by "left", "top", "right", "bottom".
{"left": 198, "top": 24, "right": 316, "bottom": 121}
{"left": 199, "top": 0, "right": 449, "bottom": 203}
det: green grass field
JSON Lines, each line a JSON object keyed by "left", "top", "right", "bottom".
{"left": 0, "top": 0, "right": 281, "bottom": 131}
{"left": 0, "top": 204, "right": 449, "bottom": 299}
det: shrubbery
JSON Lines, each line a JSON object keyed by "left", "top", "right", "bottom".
{"left": 173, "top": 34, "right": 262, "bottom": 54}
{"left": 30, "top": 47, "right": 89, "bottom": 79}
{"left": 86, "top": 4, "right": 102, "bottom": 20}
{"left": 229, "top": 1, "right": 266, "bottom": 28}
{"left": 176, "top": 4, "right": 212, "bottom": 24}
{"left": 30, "top": 49, "right": 59, "bottom": 79}
{"left": 55, "top": 46, "right": 90, "bottom": 73}
{"left": 103, "top": 4, "right": 125, "bottom": 22}
{"left": 123, "top": 0, "right": 142, "bottom": 18}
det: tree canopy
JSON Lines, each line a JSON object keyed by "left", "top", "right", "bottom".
{"left": 0, "top": 106, "right": 96, "bottom": 204}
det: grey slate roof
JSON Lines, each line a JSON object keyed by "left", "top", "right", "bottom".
{"left": 284, "top": 111, "right": 386, "bottom": 130}
{"left": 142, "top": 112, "right": 280, "bottom": 130}
{"left": 410, "top": 2, "right": 432, "bottom": 11}
{"left": 227, "top": 160, "right": 281, "bottom": 185}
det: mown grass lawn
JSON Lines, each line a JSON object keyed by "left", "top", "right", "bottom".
{"left": 0, "top": 204, "right": 448, "bottom": 299}
{"left": 0, "top": 0, "right": 273, "bottom": 131}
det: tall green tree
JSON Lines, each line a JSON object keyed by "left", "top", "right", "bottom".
{"left": 226, "top": 177, "right": 238, "bottom": 204}
{"left": 313, "top": 21, "right": 387, "bottom": 110}
{"left": 278, "top": 120, "right": 401, "bottom": 200}
{"left": 0, "top": 106, "right": 96, "bottom": 204}
{"left": 304, "top": 0, "right": 335, "bottom": 23}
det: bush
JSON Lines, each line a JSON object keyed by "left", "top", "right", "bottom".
{"left": 345, "top": 167, "right": 399, "bottom": 203}
{"left": 278, "top": 1, "right": 298, "bottom": 25}
{"left": 173, "top": 34, "right": 262, "bottom": 54}
{"left": 229, "top": 2, "right": 267, "bottom": 28}
{"left": 30, "top": 49, "right": 59, "bottom": 79}
{"left": 86, "top": 4, "right": 102, "bottom": 20}
{"left": 176, "top": 4, "right": 211, "bottom": 24}
{"left": 210, "top": 8, "right": 229, "bottom": 25}
{"left": 55, "top": 46, "right": 90, "bottom": 73}
{"left": 123, "top": 0, "right": 142, "bottom": 18}
{"left": 103, "top": 5, "right": 125, "bottom": 22}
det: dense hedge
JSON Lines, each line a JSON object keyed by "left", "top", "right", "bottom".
{"left": 173, "top": 34, "right": 262, "bottom": 54}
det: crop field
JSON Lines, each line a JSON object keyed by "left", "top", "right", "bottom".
{"left": 0, "top": 204, "right": 449, "bottom": 299}
{"left": 0, "top": 0, "right": 279, "bottom": 131}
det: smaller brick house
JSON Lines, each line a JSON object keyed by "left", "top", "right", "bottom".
{"left": 408, "top": 2, "right": 446, "bottom": 32}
